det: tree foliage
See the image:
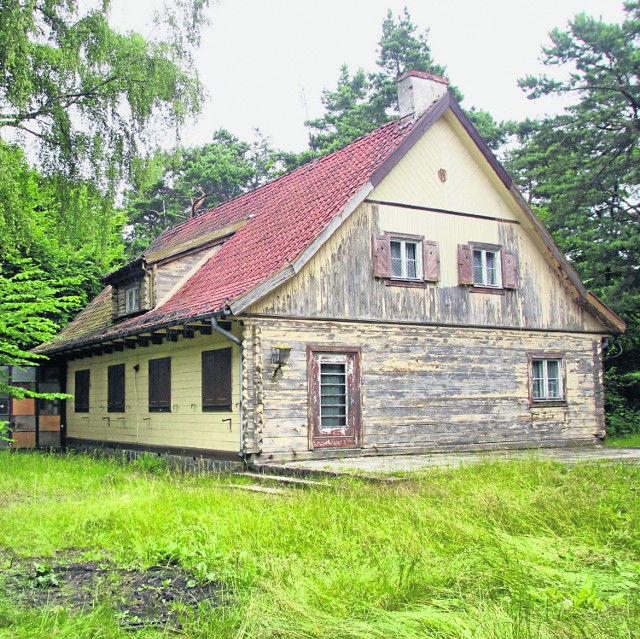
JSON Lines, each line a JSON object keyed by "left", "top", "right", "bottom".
{"left": 506, "top": 2, "right": 640, "bottom": 432}
{"left": 124, "top": 129, "right": 283, "bottom": 255}
{"left": 0, "top": 0, "right": 209, "bottom": 189}
{"left": 0, "top": 1, "right": 210, "bottom": 411}
{"left": 306, "top": 8, "right": 505, "bottom": 156}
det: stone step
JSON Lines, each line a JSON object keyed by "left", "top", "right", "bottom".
{"left": 236, "top": 472, "right": 330, "bottom": 488}
{"left": 227, "top": 484, "right": 287, "bottom": 495}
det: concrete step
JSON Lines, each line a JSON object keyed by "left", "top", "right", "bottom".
{"left": 236, "top": 472, "right": 330, "bottom": 488}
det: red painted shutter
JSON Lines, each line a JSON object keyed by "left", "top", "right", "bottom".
{"left": 502, "top": 250, "right": 519, "bottom": 289}
{"left": 458, "top": 244, "right": 473, "bottom": 285}
{"left": 202, "top": 348, "right": 232, "bottom": 410}
{"left": 149, "top": 357, "right": 171, "bottom": 412}
{"left": 423, "top": 240, "right": 440, "bottom": 282}
{"left": 372, "top": 234, "right": 391, "bottom": 278}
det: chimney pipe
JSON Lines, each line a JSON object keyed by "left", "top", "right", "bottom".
{"left": 398, "top": 70, "right": 449, "bottom": 120}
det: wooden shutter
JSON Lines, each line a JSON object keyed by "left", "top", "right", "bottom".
{"left": 372, "top": 234, "right": 391, "bottom": 278}
{"left": 458, "top": 244, "right": 473, "bottom": 285}
{"left": 423, "top": 240, "right": 440, "bottom": 282}
{"left": 149, "top": 357, "right": 171, "bottom": 412}
{"left": 202, "top": 348, "right": 232, "bottom": 410}
{"left": 107, "top": 364, "right": 125, "bottom": 412}
{"left": 74, "top": 370, "right": 90, "bottom": 412}
{"left": 501, "top": 250, "right": 519, "bottom": 289}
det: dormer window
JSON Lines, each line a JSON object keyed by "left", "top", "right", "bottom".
{"left": 125, "top": 285, "right": 141, "bottom": 314}
{"left": 102, "top": 258, "right": 151, "bottom": 321}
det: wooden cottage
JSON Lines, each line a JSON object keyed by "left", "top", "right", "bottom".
{"left": 33, "top": 71, "right": 625, "bottom": 465}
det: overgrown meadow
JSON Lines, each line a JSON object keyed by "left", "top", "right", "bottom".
{"left": 0, "top": 451, "right": 638, "bottom": 638}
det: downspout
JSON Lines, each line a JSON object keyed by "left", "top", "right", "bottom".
{"left": 210, "top": 317, "right": 245, "bottom": 457}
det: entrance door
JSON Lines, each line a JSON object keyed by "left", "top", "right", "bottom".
{"left": 308, "top": 349, "right": 361, "bottom": 449}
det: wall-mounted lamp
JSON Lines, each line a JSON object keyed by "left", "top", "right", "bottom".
{"left": 271, "top": 344, "right": 292, "bottom": 379}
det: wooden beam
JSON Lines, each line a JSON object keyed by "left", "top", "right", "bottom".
{"left": 113, "top": 342, "right": 124, "bottom": 352}
{"left": 137, "top": 336, "right": 150, "bottom": 347}
{"left": 150, "top": 333, "right": 164, "bottom": 345}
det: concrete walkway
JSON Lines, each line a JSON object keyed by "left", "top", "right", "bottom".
{"left": 282, "top": 446, "right": 640, "bottom": 474}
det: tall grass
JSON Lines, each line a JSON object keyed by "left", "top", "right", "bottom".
{"left": 0, "top": 451, "right": 638, "bottom": 638}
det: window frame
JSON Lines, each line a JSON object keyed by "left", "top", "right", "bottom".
{"left": 472, "top": 246, "right": 502, "bottom": 289}
{"left": 202, "top": 348, "right": 233, "bottom": 411}
{"left": 528, "top": 354, "right": 566, "bottom": 405}
{"left": 124, "top": 284, "right": 141, "bottom": 314}
{"left": 74, "top": 369, "right": 90, "bottom": 413}
{"left": 107, "top": 363, "right": 126, "bottom": 413}
{"left": 389, "top": 236, "right": 423, "bottom": 281}
{"left": 148, "top": 357, "right": 171, "bottom": 413}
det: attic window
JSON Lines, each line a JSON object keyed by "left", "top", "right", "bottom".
{"left": 391, "top": 238, "right": 422, "bottom": 280}
{"left": 473, "top": 248, "right": 501, "bottom": 288}
{"left": 373, "top": 232, "right": 440, "bottom": 283}
{"left": 125, "top": 285, "right": 141, "bottom": 314}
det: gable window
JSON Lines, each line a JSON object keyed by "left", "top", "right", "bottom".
{"left": 125, "top": 285, "right": 141, "bottom": 314}
{"left": 458, "top": 243, "right": 518, "bottom": 290}
{"left": 107, "top": 364, "right": 125, "bottom": 413}
{"left": 149, "top": 357, "right": 171, "bottom": 412}
{"left": 74, "top": 369, "right": 90, "bottom": 412}
{"left": 202, "top": 348, "right": 232, "bottom": 411}
{"left": 531, "top": 358, "right": 564, "bottom": 401}
{"left": 473, "top": 248, "right": 501, "bottom": 288}
{"left": 390, "top": 238, "right": 421, "bottom": 280}
{"left": 373, "top": 233, "right": 440, "bottom": 283}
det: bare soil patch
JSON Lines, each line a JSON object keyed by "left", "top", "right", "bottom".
{"left": 1, "top": 550, "right": 225, "bottom": 629}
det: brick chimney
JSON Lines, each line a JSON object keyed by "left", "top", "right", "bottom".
{"left": 398, "top": 70, "right": 449, "bottom": 119}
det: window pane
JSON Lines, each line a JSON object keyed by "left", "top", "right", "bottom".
{"left": 406, "top": 242, "right": 417, "bottom": 278}
{"left": 473, "top": 250, "right": 484, "bottom": 284}
{"left": 390, "top": 241, "right": 403, "bottom": 277}
{"left": 533, "top": 378, "right": 544, "bottom": 399}
{"left": 320, "top": 362, "right": 347, "bottom": 427}
{"left": 486, "top": 251, "right": 498, "bottom": 286}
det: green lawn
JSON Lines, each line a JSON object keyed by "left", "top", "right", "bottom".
{"left": 606, "top": 434, "right": 640, "bottom": 448}
{"left": 0, "top": 451, "right": 638, "bottom": 638}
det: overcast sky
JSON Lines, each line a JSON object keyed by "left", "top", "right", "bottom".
{"left": 112, "top": 0, "right": 626, "bottom": 152}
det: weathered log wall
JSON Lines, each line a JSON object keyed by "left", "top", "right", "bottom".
{"left": 250, "top": 317, "right": 604, "bottom": 461}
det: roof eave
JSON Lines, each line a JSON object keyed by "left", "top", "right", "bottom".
{"left": 35, "top": 309, "right": 229, "bottom": 357}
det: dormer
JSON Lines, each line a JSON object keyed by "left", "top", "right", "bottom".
{"left": 102, "top": 258, "right": 153, "bottom": 322}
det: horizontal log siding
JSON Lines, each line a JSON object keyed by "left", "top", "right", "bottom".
{"left": 253, "top": 317, "right": 603, "bottom": 461}
{"left": 66, "top": 331, "right": 241, "bottom": 452}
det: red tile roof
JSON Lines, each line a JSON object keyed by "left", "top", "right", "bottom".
{"left": 38, "top": 113, "right": 422, "bottom": 353}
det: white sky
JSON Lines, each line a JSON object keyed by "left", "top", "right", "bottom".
{"left": 113, "top": 0, "right": 626, "bottom": 152}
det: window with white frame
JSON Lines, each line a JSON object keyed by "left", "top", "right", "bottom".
{"left": 473, "top": 248, "right": 501, "bottom": 288}
{"left": 531, "top": 358, "right": 564, "bottom": 401}
{"left": 125, "top": 285, "right": 141, "bottom": 314}
{"left": 390, "top": 238, "right": 422, "bottom": 280}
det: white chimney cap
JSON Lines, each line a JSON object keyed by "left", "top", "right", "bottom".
{"left": 398, "top": 70, "right": 449, "bottom": 119}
